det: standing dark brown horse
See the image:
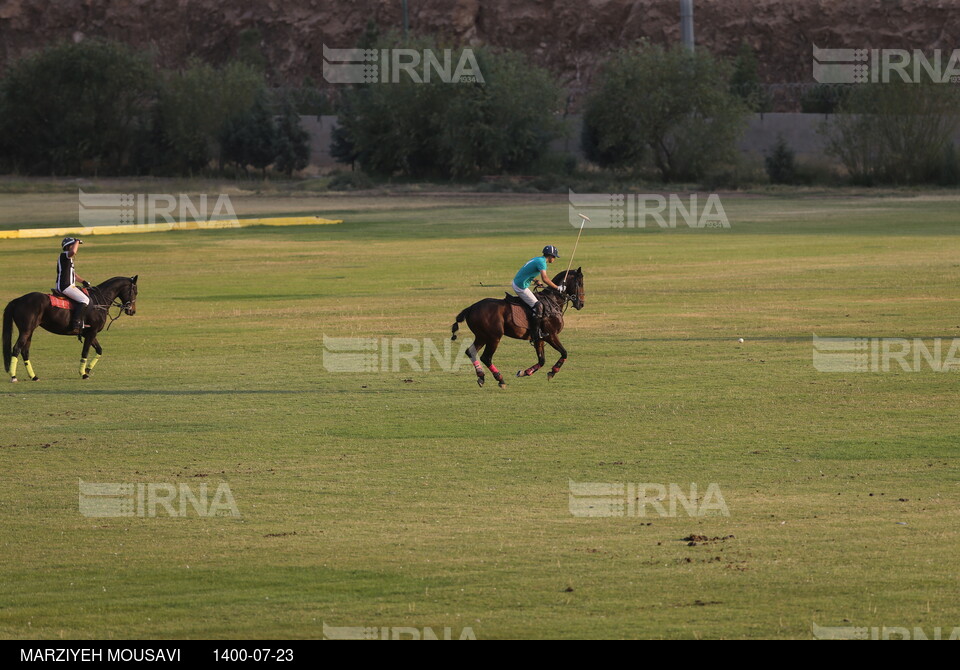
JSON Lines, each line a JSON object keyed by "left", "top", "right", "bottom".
{"left": 3, "top": 276, "right": 138, "bottom": 382}
{"left": 450, "top": 269, "right": 584, "bottom": 388}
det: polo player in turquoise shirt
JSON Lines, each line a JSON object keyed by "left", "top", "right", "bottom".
{"left": 512, "top": 245, "right": 564, "bottom": 340}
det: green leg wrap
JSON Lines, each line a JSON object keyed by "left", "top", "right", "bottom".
{"left": 24, "top": 361, "right": 36, "bottom": 379}
{"left": 79, "top": 358, "right": 88, "bottom": 377}
{"left": 9, "top": 357, "right": 17, "bottom": 378}
{"left": 87, "top": 355, "right": 101, "bottom": 372}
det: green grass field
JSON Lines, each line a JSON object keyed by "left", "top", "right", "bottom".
{"left": 1, "top": 187, "right": 959, "bottom": 639}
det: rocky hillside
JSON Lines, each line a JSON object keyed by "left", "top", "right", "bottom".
{"left": 1, "top": 0, "right": 956, "bottom": 98}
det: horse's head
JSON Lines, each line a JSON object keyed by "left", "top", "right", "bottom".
{"left": 119, "top": 275, "right": 138, "bottom": 315}
{"left": 556, "top": 268, "right": 585, "bottom": 310}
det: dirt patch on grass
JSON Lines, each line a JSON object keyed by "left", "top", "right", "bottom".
{"left": 683, "top": 534, "right": 736, "bottom": 547}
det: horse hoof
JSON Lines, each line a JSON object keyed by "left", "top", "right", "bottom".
{"left": 85, "top": 369, "right": 92, "bottom": 375}
{"left": 547, "top": 372, "right": 555, "bottom": 380}
{"left": 10, "top": 377, "right": 17, "bottom": 383}
{"left": 82, "top": 374, "right": 89, "bottom": 380}
{"left": 477, "top": 377, "right": 485, "bottom": 387}
{"left": 32, "top": 377, "right": 39, "bottom": 382}
{"left": 516, "top": 370, "right": 523, "bottom": 377}
{"left": 498, "top": 382, "right": 507, "bottom": 389}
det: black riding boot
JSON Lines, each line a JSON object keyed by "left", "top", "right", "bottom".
{"left": 70, "top": 303, "right": 87, "bottom": 333}
{"left": 532, "top": 302, "right": 545, "bottom": 340}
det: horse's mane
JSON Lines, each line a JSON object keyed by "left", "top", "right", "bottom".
{"left": 89, "top": 276, "right": 136, "bottom": 307}
{"left": 535, "top": 269, "right": 582, "bottom": 305}
{"left": 551, "top": 269, "right": 581, "bottom": 286}
{"left": 97, "top": 276, "right": 133, "bottom": 288}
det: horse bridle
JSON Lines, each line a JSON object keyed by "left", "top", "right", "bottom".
{"left": 543, "top": 283, "right": 582, "bottom": 314}
{"left": 85, "top": 285, "right": 135, "bottom": 329}
{"left": 559, "top": 276, "right": 584, "bottom": 311}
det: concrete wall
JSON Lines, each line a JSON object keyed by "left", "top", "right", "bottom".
{"left": 303, "top": 113, "right": 960, "bottom": 169}
{"left": 548, "top": 113, "right": 836, "bottom": 164}
{"left": 738, "top": 113, "right": 832, "bottom": 159}
{"left": 299, "top": 115, "right": 341, "bottom": 168}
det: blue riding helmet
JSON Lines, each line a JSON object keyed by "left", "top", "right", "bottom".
{"left": 61, "top": 237, "right": 83, "bottom": 249}
{"left": 542, "top": 245, "right": 559, "bottom": 258}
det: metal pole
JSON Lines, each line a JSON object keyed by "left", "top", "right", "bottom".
{"left": 681, "top": 0, "right": 695, "bottom": 52}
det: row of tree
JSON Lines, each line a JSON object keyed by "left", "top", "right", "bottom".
{"left": 0, "top": 40, "right": 312, "bottom": 176}
{"left": 586, "top": 46, "right": 960, "bottom": 185}
{"left": 327, "top": 35, "right": 752, "bottom": 182}
{"left": 329, "top": 34, "right": 960, "bottom": 185}
{"left": 329, "top": 41, "right": 561, "bottom": 179}
{"left": 1, "top": 36, "right": 959, "bottom": 185}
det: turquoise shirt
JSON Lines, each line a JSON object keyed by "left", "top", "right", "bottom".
{"left": 514, "top": 256, "right": 548, "bottom": 289}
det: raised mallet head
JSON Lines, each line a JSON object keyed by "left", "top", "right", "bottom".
{"left": 578, "top": 213, "right": 591, "bottom": 223}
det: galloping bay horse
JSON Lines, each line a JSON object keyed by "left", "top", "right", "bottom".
{"left": 450, "top": 268, "right": 584, "bottom": 388}
{"left": 3, "top": 276, "right": 138, "bottom": 382}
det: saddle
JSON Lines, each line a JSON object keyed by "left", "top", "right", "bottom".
{"left": 49, "top": 286, "right": 89, "bottom": 310}
{"left": 504, "top": 292, "right": 555, "bottom": 332}
{"left": 505, "top": 294, "right": 530, "bottom": 330}
{"left": 503, "top": 293, "right": 527, "bottom": 307}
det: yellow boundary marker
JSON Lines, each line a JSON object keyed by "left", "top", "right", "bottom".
{"left": 0, "top": 216, "right": 341, "bottom": 240}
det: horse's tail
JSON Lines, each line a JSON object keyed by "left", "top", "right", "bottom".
{"left": 2, "top": 301, "right": 13, "bottom": 374}
{"left": 451, "top": 307, "right": 471, "bottom": 341}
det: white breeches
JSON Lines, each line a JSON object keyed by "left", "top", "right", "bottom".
{"left": 61, "top": 285, "right": 90, "bottom": 306}
{"left": 512, "top": 283, "right": 538, "bottom": 308}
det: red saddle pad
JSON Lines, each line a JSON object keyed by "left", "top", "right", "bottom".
{"left": 49, "top": 295, "right": 71, "bottom": 310}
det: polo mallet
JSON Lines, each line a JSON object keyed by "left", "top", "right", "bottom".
{"left": 560, "top": 213, "right": 589, "bottom": 290}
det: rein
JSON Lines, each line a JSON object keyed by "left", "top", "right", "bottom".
{"left": 557, "top": 271, "right": 583, "bottom": 314}
{"left": 104, "top": 301, "right": 129, "bottom": 331}
{"left": 537, "top": 285, "right": 579, "bottom": 316}
{"left": 84, "top": 284, "right": 132, "bottom": 331}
